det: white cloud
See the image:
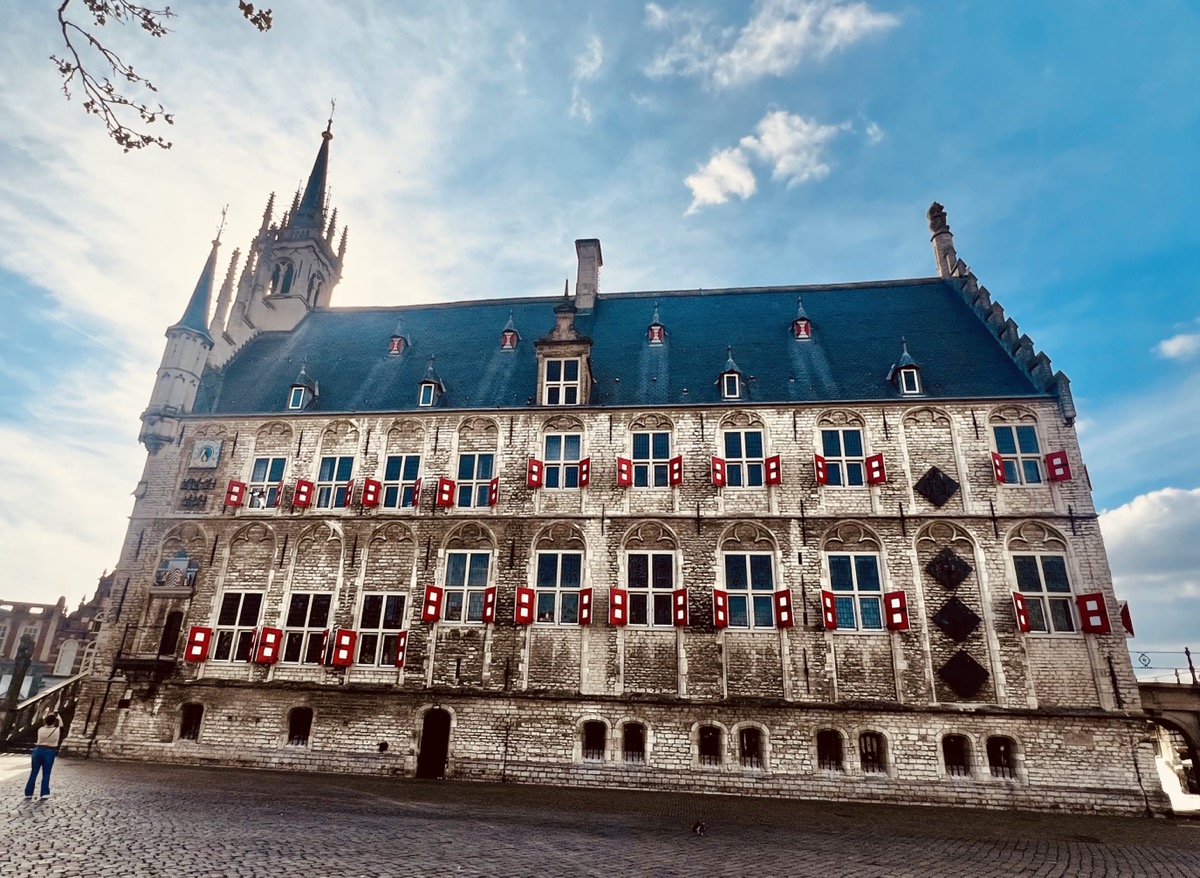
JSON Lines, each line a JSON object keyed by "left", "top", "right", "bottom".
{"left": 740, "top": 110, "right": 849, "bottom": 186}
{"left": 1156, "top": 331, "right": 1200, "bottom": 360}
{"left": 568, "top": 34, "right": 604, "bottom": 122}
{"left": 1100, "top": 487, "right": 1200, "bottom": 653}
{"left": 684, "top": 146, "right": 757, "bottom": 213}
{"left": 865, "top": 121, "right": 884, "bottom": 143}
{"left": 646, "top": 0, "right": 899, "bottom": 87}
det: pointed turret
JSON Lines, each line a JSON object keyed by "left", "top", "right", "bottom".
{"left": 172, "top": 237, "right": 221, "bottom": 340}
{"left": 290, "top": 121, "right": 332, "bottom": 230}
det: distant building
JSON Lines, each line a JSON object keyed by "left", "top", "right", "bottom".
{"left": 73, "top": 126, "right": 1165, "bottom": 814}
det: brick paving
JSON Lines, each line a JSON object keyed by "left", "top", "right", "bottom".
{"left": 3, "top": 755, "right": 1199, "bottom": 877}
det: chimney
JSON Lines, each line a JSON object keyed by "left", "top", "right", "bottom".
{"left": 927, "top": 202, "right": 958, "bottom": 278}
{"left": 574, "top": 238, "right": 602, "bottom": 312}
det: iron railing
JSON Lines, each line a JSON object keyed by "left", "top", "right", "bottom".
{"left": 1132, "top": 647, "right": 1198, "bottom": 685}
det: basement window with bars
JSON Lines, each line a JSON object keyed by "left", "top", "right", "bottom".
{"left": 859, "top": 731, "right": 887, "bottom": 774}
{"left": 698, "top": 725, "right": 723, "bottom": 767}
{"left": 623, "top": 723, "right": 646, "bottom": 764}
{"left": 987, "top": 736, "right": 1017, "bottom": 779}
{"left": 287, "top": 707, "right": 313, "bottom": 746}
{"left": 178, "top": 703, "right": 203, "bottom": 742}
{"left": 739, "top": 727, "right": 764, "bottom": 769}
{"left": 942, "top": 734, "right": 972, "bottom": 777}
{"left": 582, "top": 721, "right": 607, "bottom": 761}
{"left": 816, "top": 729, "right": 844, "bottom": 771}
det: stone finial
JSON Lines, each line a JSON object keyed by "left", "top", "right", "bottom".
{"left": 928, "top": 202, "right": 949, "bottom": 234}
{"left": 928, "top": 202, "right": 958, "bottom": 278}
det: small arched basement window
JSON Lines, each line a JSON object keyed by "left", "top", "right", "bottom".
{"left": 739, "top": 727, "right": 764, "bottom": 769}
{"left": 942, "top": 734, "right": 971, "bottom": 777}
{"left": 987, "top": 736, "right": 1016, "bottom": 779}
{"left": 816, "top": 729, "right": 844, "bottom": 771}
{"left": 698, "top": 725, "right": 722, "bottom": 766}
{"left": 582, "top": 720, "right": 606, "bottom": 761}
{"left": 623, "top": 722, "right": 646, "bottom": 764}
{"left": 859, "top": 731, "right": 887, "bottom": 774}
{"left": 288, "top": 707, "right": 313, "bottom": 746}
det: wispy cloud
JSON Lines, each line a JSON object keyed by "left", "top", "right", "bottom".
{"left": 569, "top": 34, "right": 605, "bottom": 122}
{"left": 646, "top": 0, "right": 899, "bottom": 87}
{"left": 685, "top": 110, "right": 848, "bottom": 212}
{"left": 865, "top": 120, "right": 884, "bottom": 144}
{"left": 1156, "top": 323, "right": 1200, "bottom": 360}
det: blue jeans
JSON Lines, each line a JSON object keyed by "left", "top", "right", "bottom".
{"left": 25, "top": 747, "right": 57, "bottom": 797}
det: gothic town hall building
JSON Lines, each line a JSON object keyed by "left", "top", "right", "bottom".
{"left": 73, "top": 127, "right": 1163, "bottom": 814}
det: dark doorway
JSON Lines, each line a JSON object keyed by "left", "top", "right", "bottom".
{"left": 416, "top": 709, "right": 451, "bottom": 779}
{"left": 159, "top": 610, "right": 184, "bottom": 656}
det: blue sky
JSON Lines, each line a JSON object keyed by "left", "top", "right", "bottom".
{"left": 0, "top": 1, "right": 1196, "bottom": 659}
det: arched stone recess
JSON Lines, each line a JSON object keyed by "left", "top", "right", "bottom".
{"left": 159, "top": 522, "right": 209, "bottom": 561}
{"left": 542, "top": 413, "right": 585, "bottom": 433}
{"left": 363, "top": 523, "right": 416, "bottom": 591}
{"left": 320, "top": 419, "right": 361, "bottom": 453}
{"left": 903, "top": 406, "right": 952, "bottom": 430}
{"left": 720, "top": 520, "right": 778, "bottom": 554}
{"left": 253, "top": 421, "right": 293, "bottom": 455}
{"left": 613, "top": 715, "right": 654, "bottom": 764}
{"left": 629, "top": 412, "right": 675, "bottom": 431}
{"left": 730, "top": 720, "right": 771, "bottom": 770}
{"left": 622, "top": 520, "right": 679, "bottom": 551}
{"left": 689, "top": 719, "right": 731, "bottom": 769}
{"left": 224, "top": 523, "right": 276, "bottom": 590}
{"left": 290, "top": 522, "right": 343, "bottom": 591}
{"left": 718, "top": 410, "right": 764, "bottom": 430}
{"left": 457, "top": 416, "right": 499, "bottom": 451}
{"left": 989, "top": 404, "right": 1040, "bottom": 427}
{"left": 386, "top": 419, "right": 425, "bottom": 447}
{"left": 443, "top": 522, "right": 496, "bottom": 553}
{"left": 816, "top": 409, "right": 865, "bottom": 429}
{"left": 193, "top": 423, "right": 230, "bottom": 440}
{"left": 820, "top": 520, "right": 881, "bottom": 553}
{"left": 903, "top": 406, "right": 964, "bottom": 511}
{"left": 573, "top": 714, "right": 613, "bottom": 762}
{"left": 1005, "top": 520, "right": 1068, "bottom": 553}
{"left": 916, "top": 521, "right": 996, "bottom": 704}
{"left": 533, "top": 522, "right": 587, "bottom": 552}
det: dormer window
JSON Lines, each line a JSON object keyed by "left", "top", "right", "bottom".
{"left": 500, "top": 311, "right": 520, "bottom": 350}
{"left": 288, "top": 363, "right": 316, "bottom": 410}
{"left": 647, "top": 302, "right": 665, "bottom": 346}
{"left": 288, "top": 387, "right": 307, "bottom": 409}
{"left": 419, "top": 357, "right": 445, "bottom": 407}
{"left": 418, "top": 382, "right": 438, "bottom": 407}
{"left": 388, "top": 319, "right": 409, "bottom": 357}
{"left": 722, "top": 373, "right": 740, "bottom": 399}
{"left": 887, "top": 339, "right": 921, "bottom": 396}
{"left": 792, "top": 297, "right": 812, "bottom": 340}
{"left": 899, "top": 367, "right": 921, "bottom": 395}
{"left": 544, "top": 358, "right": 581, "bottom": 405}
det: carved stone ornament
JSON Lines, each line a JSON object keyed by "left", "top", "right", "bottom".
{"left": 932, "top": 597, "right": 980, "bottom": 643}
{"left": 914, "top": 466, "right": 960, "bottom": 507}
{"left": 938, "top": 651, "right": 989, "bottom": 699}
{"left": 925, "top": 548, "right": 973, "bottom": 590}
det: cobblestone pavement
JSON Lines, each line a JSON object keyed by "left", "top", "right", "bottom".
{"left": 3, "top": 755, "right": 1199, "bottom": 877}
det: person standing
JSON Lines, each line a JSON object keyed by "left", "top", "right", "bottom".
{"left": 24, "top": 713, "right": 62, "bottom": 800}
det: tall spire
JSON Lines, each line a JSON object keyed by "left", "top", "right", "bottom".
{"left": 173, "top": 235, "right": 221, "bottom": 337}
{"left": 291, "top": 119, "right": 332, "bottom": 230}
{"left": 209, "top": 248, "right": 240, "bottom": 337}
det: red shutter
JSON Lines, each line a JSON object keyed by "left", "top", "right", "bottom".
{"left": 526, "top": 458, "right": 544, "bottom": 488}
{"left": 1119, "top": 601, "right": 1134, "bottom": 637}
{"left": 412, "top": 477, "right": 423, "bottom": 508}
{"left": 421, "top": 584, "right": 443, "bottom": 622}
{"left": 487, "top": 477, "right": 500, "bottom": 507}
{"left": 608, "top": 588, "right": 628, "bottom": 626}
{"left": 866, "top": 454, "right": 887, "bottom": 485}
{"left": 616, "top": 457, "right": 632, "bottom": 487}
{"left": 711, "top": 456, "right": 726, "bottom": 486}
{"left": 361, "top": 478, "right": 382, "bottom": 508}
{"left": 515, "top": 586, "right": 535, "bottom": 625}
{"left": 579, "top": 588, "right": 593, "bottom": 625}
{"left": 1012, "top": 592, "right": 1031, "bottom": 633}
{"left": 327, "top": 629, "right": 356, "bottom": 667}
{"left": 814, "top": 455, "right": 828, "bottom": 485}
{"left": 765, "top": 454, "right": 782, "bottom": 485}
{"left": 669, "top": 455, "right": 683, "bottom": 486}
{"left": 672, "top": 588, "right": 689, "bottom": 627}
{"left": 713, "top": 589, "right": 729, "bottom": 629}
{"left": 774, "top": 589, "right": 794, "bottom": 629}
{"left": 293, "top": 479, "right": 314, "bottom": 508}
{"left": 579, "top": 457, "right": 591, "bottom": 488}
{"left": 393, "top": 630, "right": 409, "bottom": 668}
{"left": 252, "top": 626, "right": 283, "bottom": 664}
{"left": 991, "top": 452, "right": 1007, "bottom": 484}
{"left": 482, "top": 586, "right": 497, "bottom": 623}
{"left": 1076, "top": 592, "right": 1111, "bottom": 634}
{"left": 224, "top": 480, "right": 246, "bottom": 507}
{"left": 270, "top": 482, "right": 283, "bottom": 508}
{"left": 883, "top": 591, "right": 909, "bottom": 631}
{"left": 184, "top": 626, "right": 212, "bottom": 662}
{"left": 1045, "top": 451, "right": 1072, "bottom": 482}
{"left": 820, "top": 590, "right": 838, "bottom": 630}
{"left": 436, "top": 477, "right": 455, "bottom": 507}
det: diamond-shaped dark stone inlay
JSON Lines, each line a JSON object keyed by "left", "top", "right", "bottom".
{"left": 925, "top": 547, "right": 973, "bottom": 589}
{"left": 938, "top": 650, "right": 989, "bottom": 699}
{"left": 932, "top": 597, "right": 981, "bottom": 643}
{"left": 914, "top": 466, "right": 960, "bottom": 507}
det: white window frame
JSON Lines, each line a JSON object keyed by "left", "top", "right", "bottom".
{"left": 1012, "top": 552, "right": 1076, "bottom": 633}
{"left": 281, "top": 592, "right": 333, "bottom": 664}
{"left": 381, "top": 453, "right": 421, "bottom": 508}
{"left": 534, "top": 550, "right": 584, "bottom": 625}
{"left": 543, "top": 433, "right": 583, "bottom": 489}
{"left": 992, "top": 424, "right": 1043, "bottom": 485}
{"left": 315, "top": 455, "right": 354, "bottom": 508}
{"left": 247, "top": 456, "right": 287, "bottom": 509}
{"left": 632, "top": 430, "right": 671, "bottom": 488}
{"left": 820, "top": 427, "right": 866, "bottom": 487}
{"left": 543, "top": 358, "right": 581, "bottom": 406}
{"left": 721, "top": 372, "right": 740, "bottom": 399}
{"left": 899, "top": 367, "right": 921, "bottom": 395}
{"left": 443, "top": 551, "right": 491, "bottom": 624}
{"left": 211, "top": 591, "right": 263, "bottom": 662}
{"left": 722, "top": 552, "right": 776, "bottom": 629}
{"left": 287, "top": 386, "right": 305, "bottom": 410}
{"left": 418, "top": 382, "right": 437, "bottom": 407}
{"left": 356, "top": 593, "right": 407, "bottom": 666}
{"left": 721, "top": 428, "right": 765, "bottom": 487}
{"left": 826, "top": 552, "right": 885, "bottom": 631}
{"left": 626, "top": 551, "right": 676, "bottom": 627}
{"left": 455, "top": 453, "right": 495, "bottom": 508}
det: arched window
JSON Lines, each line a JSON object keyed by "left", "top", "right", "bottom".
{"left": 698, "top": 725, "right": 722, "bottom": 766}
{"left": 280, "top": 263, "right": 295, "bottom": 296}
{"left": 942, "top": 734, "right": 971, "bottom": 777}
{"left": 622, "top": 722, "right": 646, "bottom": 764}
{"left": 288, "top": 707, "right": 313, "bottom": 746}
{"left": 270, "top": 264, "right": 281, "bottom": 294}
{"left": 739, "top": 727, "right": 764, "bottom": 769}
{"left": 179, "top": 703, "right": 204, "bottom": 742}
{"left": 989, "top": 407, "right": 1043, "bottom": 485}
{"left": 987, "top": 736, "right": 1016, "bottom": 779}
{"left": 582, "top": 721, "right": 606, "bottom": 761}
{"left": 816, "top": 729, "right": 844, "bottom": 771}
{"left": 859, "top": 731, "right": 887, "bottom": 774}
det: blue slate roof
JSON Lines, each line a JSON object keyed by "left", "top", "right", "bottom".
{"left": 195, "top": 278, "right": 1044, "bottom": 415}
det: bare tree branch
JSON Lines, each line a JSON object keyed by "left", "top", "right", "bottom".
{"left": 51, "top": 0, "right": 272, "bottom": 152}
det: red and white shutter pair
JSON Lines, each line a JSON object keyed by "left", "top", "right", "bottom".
{"left": 765, "top": 454, "right": 783, "bottom": 486}
{"left": 883, "top": 591, "right": 908, "bottom": 631}
{"left": 711, "top": 456, "right": 726, "bottom": 486}
{"left": 609, "top": 588, "right": 628, "bottom": 626}
{"left": 514, "top": 586, "right": 535, "bottom": 624}
{"left": 814, "top": 455, "right": 828, "bottom": 486}
{"left": 436, "top": 476, "right": 456, "bottom": 507}
{"left": 251, "top": 627, "right": 283, "bottom": 664}
{"left": 616, "top": 457, "right": 633, "bottom": 487}
{"left": 865, "top": 454, "right": 887, "bottom": 485}
{"left": 294, "top": 479, "right": 315, "bottom": 508}
{"left": 361, "top": 478, "right": 382, "bottom": 508}
{"left": 421, "top": 584, "right": 443, "bottom": 622}
{"left": 321, "top": 628, "right": 357, "bottom": 667}
{"left": 184, "top": 626, "right": 213, "bottom": 661}
{"left": 527, "top": 458, "right": 544, "bottom": 488}
{"left": 1045, "top": 451, "right": 1072, "bottom": 482}
{"left": 1076, "top": 593, "right": 1111, "bottom": 634}
{"left": 224, "top": 481, "right": 247, "bottom": 508}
